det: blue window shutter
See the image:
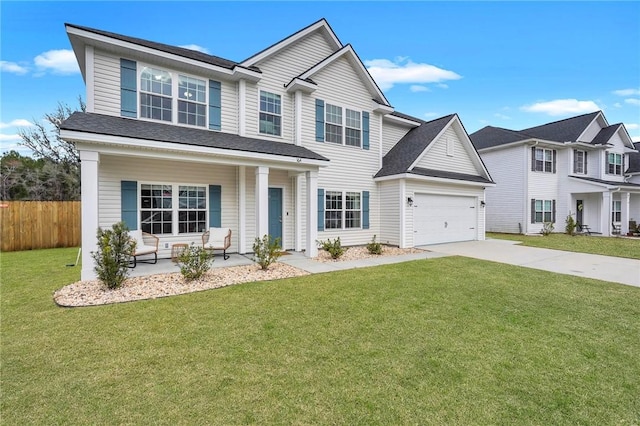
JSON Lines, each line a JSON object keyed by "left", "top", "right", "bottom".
{"left": 120, "top": 59, "right": 137, "bottom": 118}
{"left": 315, "top": 99, "right": 325, "bottom": 142}
{"left": 317, "top": 188, "right": 325, "bottom": 231}
{"left": 121, "top": 181, "right": 138, "bottom": 230}
{"left": 362, "top": 111, "right": 370, "bottom": 150}
{"left": 209, "top": 80, "right": 221, "bottom": 130}
{"left": 209, "top": 185, "right": 221, "bottom": 227}
{"left": 362, "top": 191, "right": 370, "bottom": 229}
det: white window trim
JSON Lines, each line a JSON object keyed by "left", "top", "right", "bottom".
{"left": 574, "top": 150, "right": 586, "bottom": 174}
{"left": 258, "top": 89, "right": 283, "bottom": 138}
{"left": 138, "top": 181, "right": 208, "bottom": 236}
{"left": 324, "top": 190, "right": 363, "bottom": 230}
{"left": 325, "top": 102, "right": 362, "bottom": 148}
{"left": 137, "top": 63, "right": 209, "bottom": 129}
{"left": 534, "top": 199, "right": 553, "bottom": 223}
{"left": 612, "top": 200, "right": 622, "bottom": 222}
{"left": 607, "top": 152, "right": 623, "bottom": 176}
{"left": 534, "top": 148, "right": 553, "bottom": 173}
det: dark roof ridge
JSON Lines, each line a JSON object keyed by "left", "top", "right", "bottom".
{"left": 519, "top": 110, "right": 601, "bottom": 132}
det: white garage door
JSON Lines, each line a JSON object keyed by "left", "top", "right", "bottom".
{"left": 414, "top": 194, "right": 477, "bottom": 245}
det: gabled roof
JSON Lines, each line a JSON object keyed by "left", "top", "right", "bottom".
{"left": 290, "top": 44, "right": 390, "bottom": 106}
{"left": 628, "top": 142, "right": 640, "bottom": 174}
{"left": 61, "top": 113, "right": 329, "bottom": 162}
{"left": 470, "top": 126, "right": 534, "bottom": 150}
{"left": 591, "top": 124, "right": 623, "bottom": 145}
{"left": 65, "top": 23, "right": 257, "bottom": 72}
{"left": 375, "top": 114, "right": 493, "bottom": 184}
{"left": 241, "top": 18, "right": 342, "bottom": 67}
{"left": 520, "top": 111, "right": 602, "bottom": 142}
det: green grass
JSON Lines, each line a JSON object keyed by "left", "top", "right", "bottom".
{"left": 2, "top": 248, "right": 639, "bottom": 424}
{"left": 488, "top": 232, "right": 640, "bottom": 259}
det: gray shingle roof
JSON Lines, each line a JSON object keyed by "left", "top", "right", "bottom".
{"left": 61, "top": 112, "right": 329, "bottom": 162}
{"left": 520, "top": 111, "right": 600, "bottom": 142}
{"left": 628, "top": 142, "right": 640, "bottom": 174}
{"left": 375, "top": 115, "right": 454, "bottom": 178}
{"left": 470, "top": 126, "right": 532, "bottom": 150}
{"left": 66, "top": 23, "right": 259, "bottom": 72}
{"left": 591, "top": 124, "right": 621, "bottom": 145}
{"left": 409, "top": 167, "right": 493, "bottom": 184}
{"left": 570, "top": 175, "right": 640, "bottom": 189}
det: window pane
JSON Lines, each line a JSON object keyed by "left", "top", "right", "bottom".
{"left": 259, "top": 91, "right": 281, "bottom": 136}
{"left": 325, "top": 123, "right": 342, "bottom": 144}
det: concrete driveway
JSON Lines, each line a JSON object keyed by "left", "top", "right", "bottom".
{"left": 427, "top": 239, "right": 640, "bottom": 288}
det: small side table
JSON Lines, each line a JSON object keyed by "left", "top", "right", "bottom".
{"left": 171, "top": 243, "right": 188, "bottom": 262}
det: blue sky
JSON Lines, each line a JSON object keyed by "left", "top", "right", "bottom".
{"left": 1, "top": 1, "right": 639, "bottom": 156}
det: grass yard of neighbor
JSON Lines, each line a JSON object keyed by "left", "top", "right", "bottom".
{"left": 487, "top": 232, "right": 640, "bottom": 259}
{"left": 2, "top": 247, "right": 639, "bottom": 424}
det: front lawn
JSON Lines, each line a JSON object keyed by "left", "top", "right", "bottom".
{"left": 2, "top": 248, "right": 639, "bottom": 424}
{"left": 488, "top": 232, "right": 640, "bottom": 259}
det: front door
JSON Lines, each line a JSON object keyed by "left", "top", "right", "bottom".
{"left": 576, "top": 200, "right": 583, "bottom": 225}
{"left": 268, "top": 187, "right": 283, "bottom": 247}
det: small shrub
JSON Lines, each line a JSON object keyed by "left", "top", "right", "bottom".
{"left": 253, "top": 234, "right": 282, "bottom": 270}
{"left": 92, "top": 221, "right": 134, "bottom": 289}
{"left": 318, "top": 237, "right": 345, "bottom": 259}
{"left": 177, "top": 244, "right": 213, "bottom": 281}
{"left": 565, "top": 215, "right": 577, "bottom": 236}
{"left": 366, "top": 235, "right": 383, "bottom": 255}
{"left": 541, "top": 221, "right": 554, "bottom": 236}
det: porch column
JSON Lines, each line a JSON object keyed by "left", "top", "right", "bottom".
{"left": 621, "top": 192, "right": 631, "bottom": 234}
{"left": 255, "top": 166, "right": 269, "bottom": 239}
{"left": 80, "top": 150, "right": 99, "bottom": 281}
{"left": 295, "top": 174, "right": 303, "bottom": 251}
{"left": 305, "top": 170, "right": 318, "bottom": 257}
{"left": 238, "top": 166, "right": 246, "bottom": 253}
{"left": 601, "top": 191, "right": 611, "bottom": 236}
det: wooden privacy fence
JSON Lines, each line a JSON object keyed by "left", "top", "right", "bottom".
{"left": 0, "top": 201, "right": 81, "bottom": 252}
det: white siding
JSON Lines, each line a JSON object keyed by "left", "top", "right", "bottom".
{"left": 93, "top": 51, "right": 120, "bottom": 116}
{"left": 220, "top": 81, "right": 238, "bottom": 134}
{"left": 98, "top": 155, "right": 238, "bottom": 259}
{"left": 379, "top": 180, "right": 401, "bottom": 246}
{"left": 579, "top": 119, "right": 604, "bottom": 142}
{"left": 527, "top": 148, "right": 561, "bottom": 234}
{"left": 416, "top": 126, "right": 478, "bottom": 175}
{"left": 381, "top": 121, "right": 412, "bottom": 156}
{"left": 480, "top": 145, "right": 526, "bottom": 233}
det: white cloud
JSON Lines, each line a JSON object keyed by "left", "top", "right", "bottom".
{"left": 520, "top": 99, "right": 600, "bottom": 116}
{"left": 179, "top": 44, "right": 210, "bottom": 54}
{"left": 34, "top": 49, "right": 79, "bottom": 74}
{"left": 0, "top": 61, "right": 29, "bottom": 75}
{"left": 613, "top": 88, "right": 640, "bottom": 96}
{"left": 0, "top": 119, "right": 33, "bottom": 129}
{"left": 436, "top": 83, "right": 449, "bottom": 89}
{"left": 0, "top": 133, "right": 22, "bottom": 142}
{"left": 624, "top": 98, "right": 640, "bottom": 106}
{"left": 364, "top": 57, "right": 461, "bottom": 91}
{"left": 494, "top": 113, "right": 511, "bottom": 120}
{"left": 624, "top": 123, "right": 639, "bottom": 130}
{"left": 614, "top": 102, "right": 622, "bottom": 108}
{"left": 423, "top": 112, "right": 439, "bottom": 118}
{"left": 410, "top": 85, "right": 430, "bottom": 93}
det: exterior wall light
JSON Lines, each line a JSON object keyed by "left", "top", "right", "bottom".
{"left": 481, "top": 200, "right": 486, "bottom": 207}
{"left": 407, "top": 197, "right": 414, "bottom": 207}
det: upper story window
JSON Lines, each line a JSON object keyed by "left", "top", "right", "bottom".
{"left": 573, "top": 150, "right": 587, "bottom": 174}
{"left": 325, "top": 104, "right": 361, "bottom": 148}
{"left": 533, "top": 148, "right": 554, "bottom": 172}
{"left": 607, "top": 152, "right": 623, "bottom": 175}
{"left": 140, "top": 67, "right": 172, "bottom": 122}
{"left": 178, "top": 76, "right": 206, "bottom": 127}
{"left": 259, "top": 91, "right": 281, "bottom": 136}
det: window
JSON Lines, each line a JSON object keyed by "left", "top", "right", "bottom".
{"left": 612, "top": 200, "right": 621, "bottom": 222}
{"left": 574, "top": 150, "right": 587, "bottom": 174}
{"left": 325, "top": 104, "right": 361, "bottom": 147}
{"left": 140, "top": 67, "right": 172, "bottom": 122}
{"left": 607, "top": 152, "right": 622, "bottom": 175}
{"left": 325, "top": 191, "right": 361, "bottom": 229}
{"left": 259, "top": 91, "right": 281, "bottom": 136}
{"left": 140, "top": 183, "right": 207, "bottom": 235}
{"left": 178, "top": 75, "right": 206, "bottom": 127}
{"left": 140, "top": 184, "right": 173, "bottom": 234}
{"left": 534, "top": 199, "right": 553, "bottom": 223}
{"left": 178, "top": 186, "right": 207, "bottom": 233}
{"left": 534, "top": 148, "right": 553, "bottom": 172}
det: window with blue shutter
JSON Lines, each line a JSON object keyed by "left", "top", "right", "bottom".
{"left": 209, "top": 185, "right": 221, "bottom": 227}
{"left": 362, "top": 191, "right": 370, "bottom": 229}
{"left": 120, "top": 59, "right": 137, "bottom": 118}
{"left": 317, "top": 188, "right": 325, "bottom": 231}
{"left": 209, "top": 80, "right": 221, "bottom": 131}
{"left": 315, "top": 99, "right": 325, "bottom": 142}
{"left": 121, "top": 181, "right": 138, "bottom": 229}
{"left": 362, "top": 112, "right": 370, "bottom": 150}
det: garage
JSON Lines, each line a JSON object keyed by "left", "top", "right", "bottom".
{"left": 413, "top": 194, "right": 478, "bottom": 245}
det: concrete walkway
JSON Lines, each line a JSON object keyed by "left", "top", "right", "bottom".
{"left": 424, "top": 239, "right": 640, "bottom": 288}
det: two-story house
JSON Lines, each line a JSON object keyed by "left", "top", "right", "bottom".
{"left": 470, "top": 111, "right": 640, "bottom": 236}
{"left": 60, "top": 19, "right": 494, "bottom": 281}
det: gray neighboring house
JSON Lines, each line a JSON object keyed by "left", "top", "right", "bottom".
{"left": 470, "top": 111, "right": 640, "bottom": 236}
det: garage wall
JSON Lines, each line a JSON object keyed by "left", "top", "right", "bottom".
{"left": 379, "top": 180, "right": 401, "bottom": 246}
{"left": 404, "top": 179, "right": 485, "bottom": 247}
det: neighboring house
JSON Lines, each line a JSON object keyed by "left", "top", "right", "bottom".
{"left": 628, "top": 142, "right": 640, "bottom": 185}
{"left": 60, "top": 19, "right": 493, "bottom": 280}
{"left": 470, "top": 111, "right": 640, "bottom": 236}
